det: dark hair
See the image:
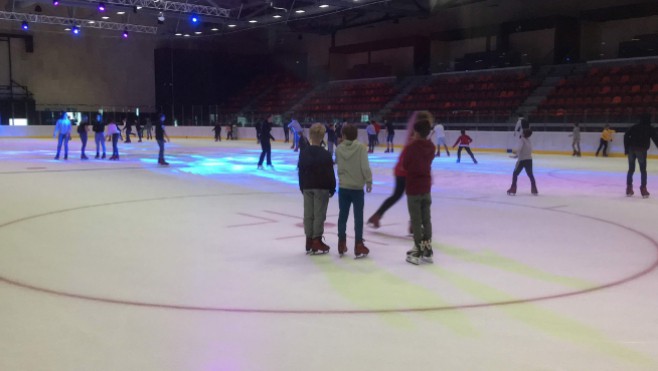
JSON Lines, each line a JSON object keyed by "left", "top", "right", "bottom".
{"left": 639, "top": 113, "right": 651, "bottom": 125}
{"left": 523, "top": 128, "right": 533, "bottom": 138}
{"left": 413, "top": 119, "right": 432, "bottom": 138}
{"left": 460, "top": 129, "right": 466, "bottom": 135}
{"left": 342, "top": 124, "right": 358, "bottom": 140}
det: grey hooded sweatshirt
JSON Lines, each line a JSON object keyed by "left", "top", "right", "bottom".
{"left": 336, "top": 139, "right": 372, "bottom": 190}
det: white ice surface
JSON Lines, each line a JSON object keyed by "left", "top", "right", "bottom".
{"left": 1, "top": 138, "right": 658, "bottom": 371}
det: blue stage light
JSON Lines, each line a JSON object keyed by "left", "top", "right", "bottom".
{"left": 98, "top": 2, "right": 106, "bottom": 11}
{"left": 21, "top": 21, "right": 29, "bottom": 30}
{"left": 72, "top": 25, "right": 80, "bottom": 34}
{"left": 191, "top": 14, "right": 199, "bottom": 23}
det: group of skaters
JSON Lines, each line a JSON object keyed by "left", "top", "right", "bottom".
{"left": 52, "top": 112, "right": 171, "bottom": 165}
{"left": 298, "top": 112, "right": 436, "bottom": 264}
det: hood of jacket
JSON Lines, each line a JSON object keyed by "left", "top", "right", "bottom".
{"left": 337, "top": 139, "right": 362, "bottom": 160}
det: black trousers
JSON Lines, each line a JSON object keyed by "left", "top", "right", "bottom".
{"left": 375, "top": 176, "right": 406, "bottom": 217}
{"left": 596, "top": 139, "right": 609, "bottom": 156}
{"left": 258, "top": 139, "right": 272, "bottom": 166}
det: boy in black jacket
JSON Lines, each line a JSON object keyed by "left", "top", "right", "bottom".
{"left": 624, "top": 114, "right": 658, "bottom": 198}
{"left": 298, "top": 123, "right": 336, "bottom": 254}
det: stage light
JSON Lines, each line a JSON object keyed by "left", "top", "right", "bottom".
{"left": 88, "top": 20, "right": 95, "bottom": 24}
{"left": 21, "top": 21, "right": 29, "bottom": 30}
{"left": 175, "top": 33, "right": 182, "bottom": 36}
{"left": 191, "top": 14, "right": 199, "bottom": 23}
{"left": 295, "top": 9, "right": 305, "bottom": 13}
{"left": 101, "top": 16, "right": 110, "bottom": 19}
{"left": 72, "top": 25, "right": 80, "bottom": 34}
{"left": 195, "top": 31, "right": 202, "bottom": 35}
{"left": 98, "top": 2, "right": 106, "bottom": 12}
{"left": 52, "top": 0, "right": 59, "bottom": 6}
{"left": 211, "top": 27, "right": 218, "bottom": 31}
{"left": 319, "top": 4, "right": 329, "bottom": 8}
{"left": 122, "top": 29, "right": 128, "bottom": 38}
{"left": 248, "top": 20, "right": 257, "bottom": 23}
{"left": 157, "top": 12, "right": 165, "bottom": 24}
{"left": 228, "top": 24, "right": 236, "bottom": 27}
{"left": 117, "top": 11, "right": 125, "bottom": 15}
{"left": 273, "top": 14, "right": 282, "bottom": 18}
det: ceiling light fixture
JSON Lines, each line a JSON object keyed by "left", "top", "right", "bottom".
{"left": 248, "top": 20, "right": 257, "bottom": 23}
{"left": 273, "top": 14, "right": 282, "bottom": 18}
{"left": 319, "top": 4, "right": 329, "bottom": 8}
{"left": 228, "top": 24, "right": 237, "bottom": 27}
{"left": 295, "top": 9, "right": 305, "bottom": 13}
{"left": 117, "top": 11, "right": 125, "bottom": 15}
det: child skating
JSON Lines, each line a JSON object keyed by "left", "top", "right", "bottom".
{"left": 507, "top": 129, "right": 538, "bottom": 196}
{"left": 452, "top": 129, "right": 478, "bottom": 164}
{"left": 402, "top": 119, "right": 436, "bottom": 265}
{"left": 336, "top": 124, "right": 373, "bottom": 259}
{"left": 298, "top": 123, "right": 336, "bottom": 254}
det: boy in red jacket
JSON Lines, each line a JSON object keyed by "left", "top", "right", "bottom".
{"left": 452, "top": 129, "right": 478, "bottom": 164}
{"left": 403, "top": 119, "right": 436, "bottom": 265}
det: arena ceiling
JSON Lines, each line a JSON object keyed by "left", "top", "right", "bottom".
{"left": 1, "top": 0, "right": 657, "bottom": 38}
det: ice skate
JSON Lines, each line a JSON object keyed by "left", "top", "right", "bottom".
{"left": 367, "top": 213, "right": 381, "bottom": 229}
{"left": 626, "top": 185, "right": 634, "bottom": 197}
{"left": 406, "top": 243, "right": 421, "bottom": 265}
{"left": 305, "top": 237, "right": 313, "bottom": 255}
{"left": 158, "top": 160, "right": 169, "bottom": 166}
{"left": 310, "top": 237, "right": 330, "bottom": 255}
{"left": 531, "top": 185, "right": 538, "bottom": 196}
{"left": 507, "top": 185, "right": 517, "bottom": 196}
{"left": 640, "top": 186, "right": 650, "bottom": 199}
{"left": 257, "top": 165, "right": 264, "bottom": 170}
{"left": 421, "top": 240, "right": 434, "bottom": 264}
{"left": 354, "top": 240, "right": 369, "bottom": 259}
{"left": 338, "top": 238, "right": 347, "bottom": 257}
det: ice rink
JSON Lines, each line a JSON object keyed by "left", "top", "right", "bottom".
{"left": 1, "top": 137, "right": 657, "bottom": 371}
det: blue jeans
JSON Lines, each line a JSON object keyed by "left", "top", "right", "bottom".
{"left": 338, "top": 188, "right": 365, "bottom": 241}
{"left": 627, "top": 149, "right": 648, "bottom": 187}
{"left": 55, "top": 134, "right": 69, "bottom": 158}
{"left": 95, "top": 132, "right": 106, "bottom": 156}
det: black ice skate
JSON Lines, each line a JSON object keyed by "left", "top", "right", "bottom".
{"left": 531, "top": 185, "right": 538, "bottom": 196}
{"left": 640, "top": 187, "right": 650, "bottom": 199}
{"left": 305, "top": 237, "right": 313, "bottom": 255}
{"left": 626, "top": 185, "right": 634, "bottom": 197}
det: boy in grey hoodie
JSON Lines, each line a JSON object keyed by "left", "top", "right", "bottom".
{"left": 507, "top": 129, "right": 538, "bottom": 196}
{"left": 336, "top": 124, "right": 373, "bottom": 258}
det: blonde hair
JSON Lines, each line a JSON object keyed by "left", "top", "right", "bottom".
{"left": 309, "top": 123, "right": 326, "bottom": 145}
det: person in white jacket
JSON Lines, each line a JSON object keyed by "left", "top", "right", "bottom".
{"left": 507, "top": 129, "right": 537, "bottom": 196}
{"left": 336, "top": 124, "right": 372, "bottom": 259}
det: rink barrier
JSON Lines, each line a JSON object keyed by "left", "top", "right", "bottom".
{"left": 2, "top": 125, "right": 657, "bottom": 157}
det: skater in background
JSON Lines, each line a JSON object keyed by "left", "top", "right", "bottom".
{"left": 366, "top": 120, "right": 377, "bottom": 153}
{"left": 298, "top": 123, "right": 336, "bottom": 255}
{"left": 374, "top": 119, "right": 381, "bottom": 146}
{"left": 77, "top": 115, "right": 90, "bottom": 160}
{"left": 156, "top": 113, "right": 171, "bottom": 166}
{"left": 367, "top": 111, "right": 431, "bottom": 230}
{"left": 212, "top": 122, "right": 222, "bottom": 142}
{"left": 123, "top": 117, "right": 132, "bottom": 143}
{"left": 336, "top": 124, "right": 372, "bottom": 259}
{"left": 136, "top": 119, "right": 143, "bottom": 143}
{"left": 403, "top": 118, "right": 436, "bottom": 265}
{"left": 93, "top": 114, "right": 106, "bottom": 159}
{"left": 326, "top": 122, "right": 336, "bottom": 157}
{"left": 335, "top": 119, "right": 345, "bottom": 145}
{"left": 145, "top": 117, "right": 153, "bottom": 140}
{"left": 226, "top": 124, "right": 233, "bottom": 140}
{"left": 288, "top": 116, "right": 303, "bottom": 151}
{"left": 453, "top": 129, "right": 478, "bottom": 164}
{"left": 53, "top": 112, "right": 72, "bottom": 160}
{"left": 507, "top": 129, "right": 538, "bottom": 196}
{"left": 283, "top": 119, "right": 290, "bottom": 143}
{"left": 255, "top": 119, "right": 262, "bottom": 145}
{"left": 595, "top": 124, "right": 615, "bottom": 157}
{"left": 385, "top": 119, "right": 395, "bottom": 153}
{"left": 432, "top": 121, "right": 450, "bottom": 157}
{"left": 569, "top": 122, "right": 581, "bottom": 157}
{"left": 623, "top": 114, "right": 658, "bottom": 198}
{"left": 257, "top": 114, "right": 275, "bottom": 169}
{"left": 106, "top": 120, "right": 121, "bottom": 160}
